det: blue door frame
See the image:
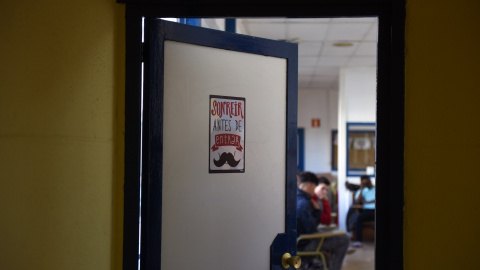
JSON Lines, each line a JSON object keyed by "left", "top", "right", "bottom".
{"left": 141, "top": 19, "right": 298, "bottom": 270}
{"left": 297, "top": 128, "right": 304, "bottom": 172}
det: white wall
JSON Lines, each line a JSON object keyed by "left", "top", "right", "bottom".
{"left": 298, "top": 88, "right": 338, "bottom": 173}
{"left": 236, "top": 19, "right": 248, "bottom": 35}
{"left": 201, "top": 19, "right": 225, "bottom": 31}
{"left": 345, "top": 68, "right": 376, "bottom": 122}
{"left": 341, "top": 67, "right": 376, "bottom": 186}
{"left": 202, "top": 19, "right": 248, "bottom": 35}
{"left": 337, "top": 67, "right": 376, "bottom": 230}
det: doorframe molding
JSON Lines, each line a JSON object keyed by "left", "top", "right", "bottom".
{"left": 122, "top": 2, "right": 405, "bottom": 270}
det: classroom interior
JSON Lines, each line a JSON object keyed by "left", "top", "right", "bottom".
{"left": 200, "top": 17, "right": 377, "bottom": 269}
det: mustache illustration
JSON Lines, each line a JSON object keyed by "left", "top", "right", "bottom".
{"left": 213, "top": 152, "right": 241, "bottom": 167}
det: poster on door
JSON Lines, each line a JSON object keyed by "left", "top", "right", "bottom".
{"left": 209, "top": 95, "right": 245, "bottom": 173}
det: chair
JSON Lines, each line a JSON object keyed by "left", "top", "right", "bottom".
{"left": 296, "top": 230, "right": 347, "bottom": 270}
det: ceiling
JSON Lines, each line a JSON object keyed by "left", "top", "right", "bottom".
{"left": 238, "top": 18, "right": 378, "bottom": 90}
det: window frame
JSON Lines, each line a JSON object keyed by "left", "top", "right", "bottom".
{"left": 346, "top": 122, "right": 376, "bottom": 177}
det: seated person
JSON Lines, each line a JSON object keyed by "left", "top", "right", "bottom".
{"left": 311, "top": 177, "right": 332, "bottom": 227}
{"left": 297, "top": 172, "right": 349, "bottom": 270}
{"left": 352, "top": 175, "right": 375, "bottom": 248}
{"left": 345, "top": 181, "right": 360, "bottom": 233}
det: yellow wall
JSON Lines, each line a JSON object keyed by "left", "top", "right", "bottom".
{"left": 2, "top": 0, "right": 480, "bottom": 269}
{"left": 405, "top": 0, "right": 480, "bottom": 269}
{"left": 0, "top": 1, "right": 125, "bottom": 269}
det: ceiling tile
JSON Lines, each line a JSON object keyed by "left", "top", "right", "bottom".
{"left": 311, "top": 74, "right": 337, "bottom": 84}
{"left": 242, "top": 18, "right": 286, "bottom": 23}
{"left": 287, "top": 23, "right": 329, "bottom": 42}
{"left": 355, "top": 42, "right": 377, "bottom": 56}
{"left": 326, "top": 23, "right": 371, "bottom": 41}
{"left": 299, "top": 56, "right": 318, "bottom": 67}
{"left": 298, "top": 78, "right": 312, "bottom": 88}
{"left": 314, "top": 66, "right": 339, "bottom": 76}
{"left": 298, "top": 42, "right": 322, "bottom": 56}
{"left": 331, "top": 17, "right": 377, "bottom": 23}
{"left": 298, "top": 66, "right": 316, "bottom": 76}
{"left": 347, "top": 56, "right": 377, "bottom": 67}
{"left": 244, "top": 22, "right": 288, "bottom": 40}
{"left": 310, "top": 78, "right": 336, "bottom": 89}
{"left": 299, "top": 74, "right": 313, "bottom": 84}
{"left": 286, "top": 18, "right": 331, "bottom": 23}
{"left": 321, "top": 41, "right": 358, "bottom": 56}
{"left": 299, "top": 73, "right": 313, "bottom": 80}
{"left": 318, "top": 56, "right": 349, "bottom": 67}
{"left": 364, "top": 25, "right": 378, "bottom": 41}
{"left": 242, "top": 17, "right": 378, "bottom": 89}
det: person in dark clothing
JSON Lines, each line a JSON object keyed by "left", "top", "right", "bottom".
{"left": 297, "top": 172, "right": 321, "bottom": 240}
{"left": 296, "top": 172, "right": 349, "bottom": 270}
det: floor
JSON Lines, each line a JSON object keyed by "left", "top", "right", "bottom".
{"left": 342, "top": 241, "right": 375, "bottom": 270}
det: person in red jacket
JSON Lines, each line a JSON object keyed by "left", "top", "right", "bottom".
{"left": 311, "top": 176, "right": 332, "bottom": 226}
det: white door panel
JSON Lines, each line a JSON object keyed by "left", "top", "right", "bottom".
{"left": 162, "top": 40, "right": 286, "bottom": 270}
{"left": 141, "top": 19, "right": 298, "bottom": 270}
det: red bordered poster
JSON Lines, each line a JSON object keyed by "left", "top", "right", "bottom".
{"left": 209, "top": 95, "right": 246, "bottom": 173}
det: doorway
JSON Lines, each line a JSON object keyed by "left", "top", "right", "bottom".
{"left": 122, "top": 2, "right": 405, "bottom": 270}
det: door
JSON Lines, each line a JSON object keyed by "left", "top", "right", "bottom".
{"left": 141, "top": 19, "right": 298, "bottom": 270}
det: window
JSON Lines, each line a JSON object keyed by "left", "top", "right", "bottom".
{"left": 346, "top": 123, "right": 375, "bottom": 176}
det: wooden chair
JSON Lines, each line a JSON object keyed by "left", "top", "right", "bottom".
{"left": 296, "top": 230, "right": 347, "bottom": 270}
